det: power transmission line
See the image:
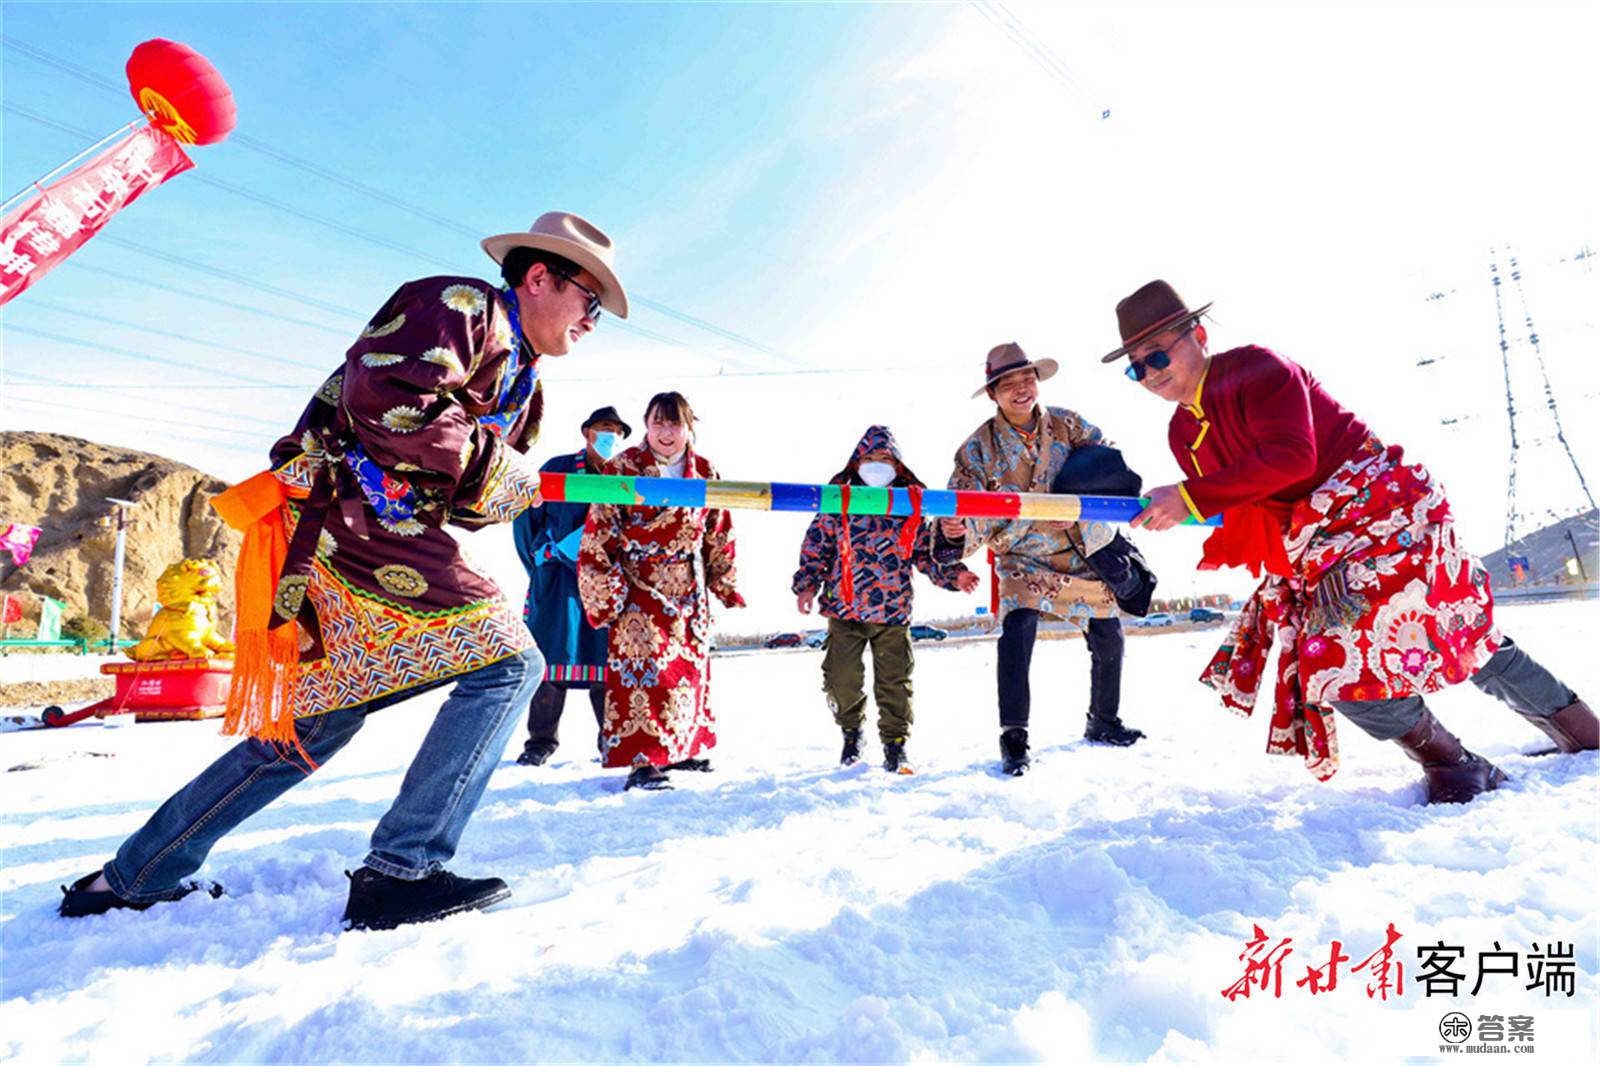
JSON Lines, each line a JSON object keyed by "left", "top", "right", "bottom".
{"left": 4, "top": 393, "right": 269, "bottom": 450}
{"left": 8, "top": 99, "right": 767, "bottom": 362}
{"left": 967, "top": 1, "right": 1109, "bottom": 118}
{"left": 2, "top": 34, "right": 805, "bottom": 365}
{"left": 3, "top": 368, "right": 286, "bottom": 430}
{"left": 65, "top": 263, "right": 359, "bottom": 337}
{"left": 1488, "top": 247, "right": 1596, "bottom": 563}
{"left": 20, "top": 298, "right": 334, "bottom": 373}
{"left": 4, "top": 324, "right": 318, "bottom": 386}
{"left": 97, "top": 235, "right": 369, "bottom": 318}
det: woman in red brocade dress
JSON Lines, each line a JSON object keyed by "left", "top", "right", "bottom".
{"left": 577, "top": 392, "right": 745, "bottom": 790}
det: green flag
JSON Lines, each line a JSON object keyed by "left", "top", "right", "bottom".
{"left": 37, "top": 596, "right": 64, "bottom": 641}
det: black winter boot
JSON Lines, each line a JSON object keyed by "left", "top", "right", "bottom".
{"left": 883, "top": 737, "right": 913, "bottom": 775}
{"left": 625, "top": 764, "right": 673, "bottom": 791}
{"left": 840, "top": 728, "right": 862, "bottom": 766}
{"left": 666, "top": 757, "right": 713, "bottom": 772}
{"left": 342, "top": 866, "right": 510, "bottom": 931}
{"left": 516, "top": 745, "right": 554, "bottom": 767}
{"left": 1084, "top": 718, "right": 1145, "bottom": 746}
{"left": 58, "top": 871, "right": 223, "bottom": 918}
{"left": 1000, "top": 727, "right": 1030, "bottom": 776}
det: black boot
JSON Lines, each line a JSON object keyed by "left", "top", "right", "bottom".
{"left": 342, "top": 866, "right": 511, "bottom": 932}
{"left": 1084, "top": 717, "right": 1145, "bottom": 746}
{"left": 666, "top": 757, "right": 713, "bottom": 772}
{"left": 999, "top": 727, "right": 1030, "bottom": 776}
{"left": 840, "top": 728, "right": 862, "bottom": 766}
{"left": 883, "top": 737, "right": 914, "bottom": 775}
{"left": 624, "top": 764, "right": 673, "bottom": 791}
{"left": 58, "top": 871, "right": 223, "bottom": 918}
{"left": 516, "top": 745, "right": 554, "bottom": 767}
{"left": 1392, "top": 707, "right": 1509, "bottom": 804}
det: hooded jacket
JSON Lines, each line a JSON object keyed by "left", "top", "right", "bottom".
{"left": 792, "top": 426, "right": 972, "bottom": 626}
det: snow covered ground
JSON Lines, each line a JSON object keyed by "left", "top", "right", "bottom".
{"left": 2, "top": 601, "right": 1596, "bottom": 1064}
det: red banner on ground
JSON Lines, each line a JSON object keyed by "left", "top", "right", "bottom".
{"left": 0, "top": 125, "right": 194, "bottom": 306}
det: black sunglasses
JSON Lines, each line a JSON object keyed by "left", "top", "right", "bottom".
{"left": 1125, "top": 327, "right": 1192, "bottom": 382}
{"left": 556, "top": 272, "right": 602, "bottom": 323}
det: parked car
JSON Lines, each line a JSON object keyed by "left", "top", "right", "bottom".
{"left": 804, "top": 631, "right": 826, "bottom": 648}
{"left": 908, "top": 624, "right": 948, "bottom": 642}
{"left": 1134, "top": 612, "right": 1175, "bottom": 628}
{"left": 763, "top": 632, "right": 803, "bottom": 649}
{"left": 1189, "top": 607, "right": 1225, "bottom": 623}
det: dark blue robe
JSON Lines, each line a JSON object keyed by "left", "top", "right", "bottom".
{"left": 513, "top": 450, "right": 607, "bottom": 683}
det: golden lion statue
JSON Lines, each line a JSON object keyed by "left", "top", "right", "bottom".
{"left": 128, "top": 558, "right": 236, "bottom": 661}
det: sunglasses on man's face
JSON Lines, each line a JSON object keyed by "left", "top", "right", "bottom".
{"left": 1125, "top": 328, "right": 1191, "bottom": 382}
{"left": 557, "top": 273, "right": 602, "bottom": 323}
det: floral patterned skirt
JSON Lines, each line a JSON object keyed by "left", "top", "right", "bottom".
{"left": 600, "top": 558, "right": 717, "bottom": 769}
{"left": 1200, "top": 440, "right": 1499, "bottom": 780}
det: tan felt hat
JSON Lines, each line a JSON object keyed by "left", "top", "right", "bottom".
{"left": 482, "top": 211, "right": 629, "bottom": 319}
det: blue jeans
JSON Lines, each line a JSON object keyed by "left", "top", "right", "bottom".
{"left": 102, "top": 647, "right": 543, "bottom": 901}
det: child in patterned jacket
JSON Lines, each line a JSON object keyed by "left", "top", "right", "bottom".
{"left": 792, "top": 426, "right": 979, "bottom": 773}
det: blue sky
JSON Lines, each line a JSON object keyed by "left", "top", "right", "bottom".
{"left": 3, "top": 1, "right": 1597, "bottom": 626}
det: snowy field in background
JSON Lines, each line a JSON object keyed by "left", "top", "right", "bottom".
{"left": 2, "top": 601, "right": 1596, "bottom": 1064}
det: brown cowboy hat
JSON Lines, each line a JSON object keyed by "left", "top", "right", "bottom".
{"left": 973, "top": 342, "right": 1058, "bottom": 399}
{"left": 481, "top": 211, "right": 629, "bottom": 319}
{"left": 1100, "top": 280, "right": 1212, "bottom": 363}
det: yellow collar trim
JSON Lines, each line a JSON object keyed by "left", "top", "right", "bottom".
{"left": 1181, "top": 359, "right": 1210, "bottom": 418}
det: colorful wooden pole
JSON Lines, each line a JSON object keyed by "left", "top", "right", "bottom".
{"left": 538, "top": 473, "right": 1221, "bottom": 526}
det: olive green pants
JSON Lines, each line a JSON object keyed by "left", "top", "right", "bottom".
{"left": 821, "top": 618, "right": 914, "bottom": 742}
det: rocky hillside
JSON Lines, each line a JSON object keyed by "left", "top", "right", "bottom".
{"left": 0, "top": 432, "right": 240, "bottom": 640}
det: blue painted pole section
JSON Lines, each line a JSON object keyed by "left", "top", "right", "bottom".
{"left": 771, "top": 483, "right": 819, "bottom": 512}
{"left": 634, "top": 478, "right": 704, "bottom": 508}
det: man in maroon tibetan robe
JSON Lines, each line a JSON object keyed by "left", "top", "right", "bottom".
{"left": 59, "top": 213, "right": 628, "bottom": 930}
{"left": 1114, "top": 280, "right": 1594, "bottom": 803}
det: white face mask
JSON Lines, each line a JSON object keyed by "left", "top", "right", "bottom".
{"left": 592, "top": 431, "right": 621, "bottom": 460}
{"left": 857, "top": 461, "right": 896, "bottom": 487}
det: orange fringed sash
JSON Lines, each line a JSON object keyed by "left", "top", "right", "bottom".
{"left": 211, "top": 471, "right": 309, "bottom": 762}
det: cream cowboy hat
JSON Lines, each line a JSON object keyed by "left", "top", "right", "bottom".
{"left": 973, "top": 341, "right": 1058, "bottom": 399}
{"left": 481, "top": 211, "right": 629, "bottom": 319}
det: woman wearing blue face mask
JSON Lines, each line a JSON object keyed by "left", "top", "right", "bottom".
{"left": 511, "top": 405, "right": 633, "bottom": 766}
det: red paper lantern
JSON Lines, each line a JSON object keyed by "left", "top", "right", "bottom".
{"left": 126, "top": 38, "right": 236, "bottom": 146}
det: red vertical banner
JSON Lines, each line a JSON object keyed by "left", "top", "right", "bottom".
{"left": 1, "top": 595, "right": 23, "bottom": 626}
{"left": 0, "top": 125, "right": 194, "bottom": 306}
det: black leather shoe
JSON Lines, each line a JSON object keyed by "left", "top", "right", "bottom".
{"left": 342, "top": 866, "right": 510, "bottom": 932}
{"left": 1000, "top": 727, "right": 1030, "bottom": 776}
{"left": 515, "top": 747, "right": 554, "bottom": 766}
{"left": 624, "top": 764, "right": 673, "bottom": 791}
{"left": 59, "top": 871, "right": 223, "bottom": 918}
{"left": 666, "top": 757, "right": 713, "bottom": 772}
{"left": 1084, "top": 718, "right": 1145, "bottom": 746}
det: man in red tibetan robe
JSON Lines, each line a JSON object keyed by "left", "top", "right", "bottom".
{"left": 1115, "top": 280, "right": 1594, "bottom": 803}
